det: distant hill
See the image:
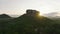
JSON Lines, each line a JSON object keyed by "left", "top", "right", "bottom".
{"left": 0, "top": 14, "right": 11, "bottom": 18}
{"left": 9, "top": 15, "right": 20, "bottom": 18}
{"left": 44, "top": 12, "right": 60, "bottom": 18}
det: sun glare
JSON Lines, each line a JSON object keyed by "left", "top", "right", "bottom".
{"left": 38, "top": 11, "right": 43, "bottom": 16}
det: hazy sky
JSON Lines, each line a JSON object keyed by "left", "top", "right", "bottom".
{"left": 0, "top": 0, "right": 60, "bottom": 15}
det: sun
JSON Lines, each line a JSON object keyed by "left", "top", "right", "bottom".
{"left": 38, "top": 11, "right": 43, "bottom": 16}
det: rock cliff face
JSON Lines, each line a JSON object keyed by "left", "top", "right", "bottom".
{"left": 26, "top": 9, "right": 40, "bottom": 16}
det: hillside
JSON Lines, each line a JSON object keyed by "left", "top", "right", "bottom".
{"left": 0, "top": 9, "right": 60, "bottom": 34}
{"left": 6, "top": 9, "right": 58, "bottom": 34}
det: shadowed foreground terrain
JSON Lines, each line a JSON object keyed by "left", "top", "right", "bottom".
{"left": 0, "top": 9, "right": 60, "bottom": 34}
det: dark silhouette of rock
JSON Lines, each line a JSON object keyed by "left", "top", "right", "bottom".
{"left": 26, "top": 9, "right": 40, "bottom": 16}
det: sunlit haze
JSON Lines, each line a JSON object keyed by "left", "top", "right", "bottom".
{"left": 0, "top": 0, "right": 60, "bottom": 17}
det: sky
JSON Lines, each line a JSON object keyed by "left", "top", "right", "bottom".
{"left": 0, "top": 0, "right": 60, "bottom": 16}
